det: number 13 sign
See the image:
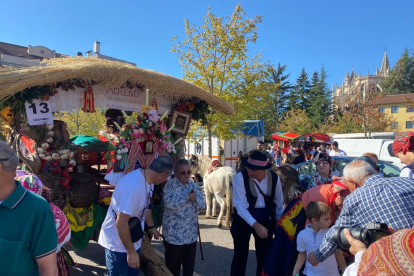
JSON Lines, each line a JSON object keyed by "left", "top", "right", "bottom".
{"left": 25, "top": 99, "right": 54, "bottom": 126}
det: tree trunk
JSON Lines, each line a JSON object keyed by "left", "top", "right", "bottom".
{"left": 208, "top": 124, "right": 213, "bottom": 159}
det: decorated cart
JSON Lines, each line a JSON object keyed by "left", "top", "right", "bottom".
{"left": 0, "top": 57, "right": 234, "bottom": 275}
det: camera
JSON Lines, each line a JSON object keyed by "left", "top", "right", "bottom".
{"left": 332, "top": 222, "right": 391, "bottom": 250}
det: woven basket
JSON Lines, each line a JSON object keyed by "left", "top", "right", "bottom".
{"left": 69, "top": 172, "right": 98, "bottom": 208}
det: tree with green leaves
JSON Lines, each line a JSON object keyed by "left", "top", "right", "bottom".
{"left": 265, "top": 63, "right": 292, "bottom": 115}
{"left": 288, "top": 68, "right": 311, "bottom": 111}
{"left": 276, "top": 109, "right": 314, "bottom": 135}
{"left": 383, "top": 47, "right": 414, "bottom": 95}
{"left": 171, "top": 4, "right": 266, "bottom": 157}
{"left": 308, "top": 64, "right": 331, "bottom": 126}
{"left": 54, "top": 109, "right": 105, "bottom": 138}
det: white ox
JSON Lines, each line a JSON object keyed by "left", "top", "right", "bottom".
{"left": 190, "top": 155, "right": 236, "bottom": 229}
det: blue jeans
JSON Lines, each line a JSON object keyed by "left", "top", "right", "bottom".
{"left": 275, "top": 157, "right": 281, "bottom": 167}
{"left": 105, "top": 248, "right": 141, "bottom": 276}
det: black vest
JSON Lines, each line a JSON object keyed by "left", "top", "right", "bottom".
{"left": 238, "top": 169, "right": 278, "bottom": 221}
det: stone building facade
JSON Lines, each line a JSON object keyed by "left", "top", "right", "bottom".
{"left": 332, "top": 51, "right": 391, "bottom": 110}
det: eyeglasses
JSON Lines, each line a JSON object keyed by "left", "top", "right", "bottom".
{"left": 0, "top": 158, "right": 9, "bottom": 162}
{"left": 317, "top": 161, "right": 329, "bottom": 166}
{"left": 180, "top": 170, "right": 191, "bottom": 175}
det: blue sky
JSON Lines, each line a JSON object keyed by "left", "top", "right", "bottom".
{"left": 1, "top": 0, "right": 413, "bottom": 88}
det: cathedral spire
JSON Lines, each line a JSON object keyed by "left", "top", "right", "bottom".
{"left": 379, "top": 50, "right": 390, "bottom": 76}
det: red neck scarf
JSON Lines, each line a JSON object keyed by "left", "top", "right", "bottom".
{"left": 329, "top": 180, "right": 349, "bottom": 203}
{"left": 393, "top": 131, "right": 414, "bottom": 155}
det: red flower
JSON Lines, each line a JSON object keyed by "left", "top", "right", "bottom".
{"left": 137, "top": 117, "right": 142, "bottom": 123}
{"left": 143, "top": 113, "right": 148, "bottom": 118}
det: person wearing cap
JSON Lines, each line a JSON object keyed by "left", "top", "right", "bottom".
{"left": 392, "top": 131, "right": 414, "bottom": 178}
{"left": 308, "top": 159, "right": 414, "bottom": 268}
{"left": 308, "top": 153, "right": 340, "bottom": 189}
{"left": 230, "top": 151, "right": 284, "bottom": 276}
{"left": 0, "top": 141, "right": 58, "bottom": 276}
{"left": 302, "top": 179, "right": 351, "bottom": 225}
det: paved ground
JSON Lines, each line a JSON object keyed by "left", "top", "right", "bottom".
{"left": 68, "top": 215, "right": 257, "bottom": 276}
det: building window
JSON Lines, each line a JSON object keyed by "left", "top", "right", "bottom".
{"left": 407, "top": 106, "right": 414, "bottom": 112}
{"left": 391, "top": 106, "right": 399, "bottom": 113}
{"left": 379, "top": 107, "right": 385, "bottom": 113}
{"left": 391, "top": 122, "right": 398, "bottom": 129}
{"left": 406, "top": 121, "right": 413, "bottom": 129}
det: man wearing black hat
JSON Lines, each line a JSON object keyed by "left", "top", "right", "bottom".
{"left": 230, "top": 151, "right": 284, "bottom": 276}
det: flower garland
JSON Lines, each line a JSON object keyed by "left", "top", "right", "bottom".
{"left": 173, "top": 100, "right": 210, "bottom": 125}
{"left": 109, "top": 110, "right": 177, "bottom": 163}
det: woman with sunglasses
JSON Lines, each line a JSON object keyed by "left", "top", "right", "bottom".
{"left": 308, "top": 153, "right": 340, "bottom": 189}
{"left": 162, "top": 159, "right": 205, "bottom": 276}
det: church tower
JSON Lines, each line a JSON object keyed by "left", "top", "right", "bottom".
{"left": 379, "top": 51, "right": 390, "bottom": 76}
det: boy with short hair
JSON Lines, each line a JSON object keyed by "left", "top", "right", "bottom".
{"left": 292, "top": 201, "right": 346, "bottom": 276}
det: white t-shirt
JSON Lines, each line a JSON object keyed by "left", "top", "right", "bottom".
{"left": 297, "top": 225, "right": 340, "bottom": 276}
{"left": 400, "top": 162, "right": 414, "bottom": 178}
{"left": 329, "top": 149, "right": 347, "bottom": 156}
{"left": 98, "top": 169, "right": 154, "bottom": 252}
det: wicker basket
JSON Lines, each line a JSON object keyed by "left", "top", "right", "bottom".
{"left": 69, "top": 172, "right": 98, "bottom": 208}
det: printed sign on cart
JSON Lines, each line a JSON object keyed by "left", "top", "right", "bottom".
{"left": 25, "top": 99, "right": 54, "bottom": 126}
{"left": 50, "top": 85, "right": 172, "bottom": 114}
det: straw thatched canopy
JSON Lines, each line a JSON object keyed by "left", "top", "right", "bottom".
{"left": 0, "top": 57, "right": 234, "bottom": 115}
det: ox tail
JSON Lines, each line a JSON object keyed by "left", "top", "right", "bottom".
{"left": 225, "top": 169, "right": 236, "bottom": 229}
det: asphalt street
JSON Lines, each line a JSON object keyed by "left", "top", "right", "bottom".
{"left": 68, "top": 215, "right": 257, "bottom": 276}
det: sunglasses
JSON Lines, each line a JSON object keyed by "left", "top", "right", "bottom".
{"left": 180, "top": 170, "right": 191, "bottom": 176}
{"left": 0, "top": 158, "right": 9, "bottom": 161}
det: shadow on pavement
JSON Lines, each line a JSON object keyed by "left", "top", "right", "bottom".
{"left": 152, "top": 240, "right": 256, "bottom": 276}
{"left": 67, "top": 242, "right": 107, "bottom": 276}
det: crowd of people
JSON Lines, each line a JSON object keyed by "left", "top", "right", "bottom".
{"left": 3, "top": 130, "right": 414, "bottom": 276}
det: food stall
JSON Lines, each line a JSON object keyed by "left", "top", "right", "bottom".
{"left": 271, "top": 132, "right": 302, "bottom": 154}
{"left": 0, "top": 57, "right": 234, "bottom": 275}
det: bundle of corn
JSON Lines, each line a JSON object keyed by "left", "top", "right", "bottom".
{"left": 140, "top": 238, "right": 173, "bottom": 276}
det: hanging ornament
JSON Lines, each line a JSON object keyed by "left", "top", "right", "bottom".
{"left": 82, "top": 84, "right": 96, "bottom": 113}
{"left": 151, "top": 97, "right": 158, "bottom": 112}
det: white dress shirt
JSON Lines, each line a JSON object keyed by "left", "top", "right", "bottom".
{"left": 233, "top": 171, "right": 284, "bottom": 227}
{"left": 343, "top": 251, "right": 364, "bottom": 276}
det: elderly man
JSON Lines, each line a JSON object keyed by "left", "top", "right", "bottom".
{"left": 231, "top": 151, "right": 284, "bottom": 276}
{"left": 99, "top": 156, "right": 173, "bottom": 276}
{"left": 308, "top": 160, "right": 414, "bottom": 266}
{"left": 0, "top": 141, "right": 58, "bottom": 276}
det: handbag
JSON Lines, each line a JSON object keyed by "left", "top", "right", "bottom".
{"left": 128, "top": 217, "right": 144, "bottom": 243}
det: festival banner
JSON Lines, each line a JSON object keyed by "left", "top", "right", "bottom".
{"left": 50, "top": 85, "right": 172, "bottom": 114}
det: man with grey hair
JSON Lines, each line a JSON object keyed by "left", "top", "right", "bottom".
{"left": 0, "top": 141, "right": 58, "bottom": 275}
{"left": 308, "top": 160, "right": 414, "bottom": 267}
{"left": 99, "top": 156, "right": 174, "bottom": 276}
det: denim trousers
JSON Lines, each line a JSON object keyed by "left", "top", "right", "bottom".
{"left": 105, "top": 247, "right": 141, "bottom": 276}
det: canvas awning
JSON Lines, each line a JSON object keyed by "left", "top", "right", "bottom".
{"left": 305, "top": 133, "right": 331, "bottom": 143}
{"left": 271, "top": 132, "right": 301, "bottom": 141}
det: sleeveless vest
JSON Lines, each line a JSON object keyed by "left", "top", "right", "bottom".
{"left": 237, "top": 169, "right": 278, "bottom": 221}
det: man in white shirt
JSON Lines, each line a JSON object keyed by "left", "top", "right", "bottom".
{"left": 99, "top": 156, "right": 173, "bottom": 276}
{"left": 230, "top": 151, "right": 284, "bottom": 276}
{"left": 329, "top": 141, "right": 347, "bottom": 156}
